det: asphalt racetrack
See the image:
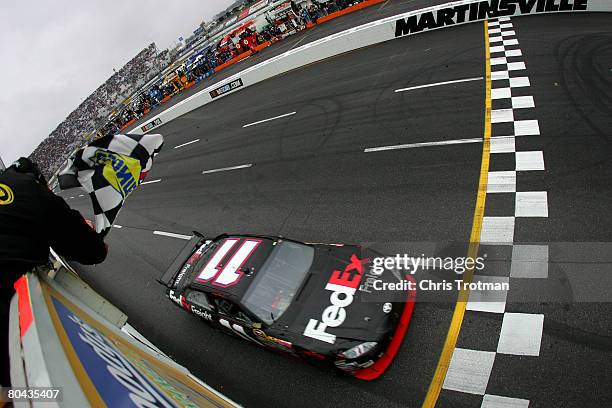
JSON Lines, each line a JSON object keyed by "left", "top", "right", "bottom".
{"left": 62, "top": 8, "right": 612, "bottom": 408}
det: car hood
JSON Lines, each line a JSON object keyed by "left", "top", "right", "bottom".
{"left": 276, "top": 245, "right": 407, "bottom": 354}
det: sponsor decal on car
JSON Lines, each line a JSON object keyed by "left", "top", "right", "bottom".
{"left": 168, "top": 290, "right": 182, "bottom": 306}
{"left": 173, "top": 242, "right": 208, "bottom": 288}
{"left": 187, "top": 242, "right": 208, "bottom": 265}
{"left": 303, "top": 255, "right": 369, "bottom": 344}
{"left": 253, "top": 328, "right": 292, "bottom": 349}
{"left": 195, "top": 238, "right": 261, "bottom": 288}
{"left": 191, "top": 306, "right": 213, "bottom": 321}
{"left": 174, "top": 264, "right": 190, "bottom": 288}
{"left": 219, "top": 319, "right": 263, "bottom": 345}
{"left": 358, "top": 265, "right": 383, "bottom": 293}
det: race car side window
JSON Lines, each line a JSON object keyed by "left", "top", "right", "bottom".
{"left": 213, "top": 297, "right": 235, "bottom": 315}
{"left": 211, "top": 296, "right": 255, "bottom": 325}
{"left": 186, "top": 291, "right": 212, "bottom": 311}
{"left": 235, "top": 311, "right": 253, "bottom": 325}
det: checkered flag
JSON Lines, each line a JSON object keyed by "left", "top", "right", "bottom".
{"left": 58, "top": 133, "right": 163, "bottom": 236}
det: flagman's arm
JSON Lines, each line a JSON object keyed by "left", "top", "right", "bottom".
{"left": 43, "top": 188, "right": 108, "bottom": 265}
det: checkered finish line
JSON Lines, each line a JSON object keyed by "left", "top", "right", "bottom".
{"left": 439, "top": 17, "right": 548, "bottom": 408}
{"left": 58, "top": 133, "right": 164, "bottom": 235}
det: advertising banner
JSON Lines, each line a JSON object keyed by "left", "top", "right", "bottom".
{"left": 10, "top": 271, "right": 241, "bottom": 407}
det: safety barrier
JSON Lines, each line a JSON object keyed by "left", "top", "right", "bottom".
{"left": 130, "top": 0, "right": 611, "bottom": 136}
{"left": 119, "top": 118, "right": 136, "bottom": 131}
{"left": 214, "top": 49, "right": 254, "bottom": 72}
{"left": 254, "top": 39, "right": 274, "bottom": 52}
{"left": 317, "top": 0, "right": 387, "bottom": 24}
{"left": 9, "top": 266, "right": 242, "bottom": 407}
{"left": 105, "top": 0, "right": 385, "bottom": 134}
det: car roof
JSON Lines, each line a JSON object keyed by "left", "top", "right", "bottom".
{"left": 189, "top": 234, "right": 280, "bottom": 301}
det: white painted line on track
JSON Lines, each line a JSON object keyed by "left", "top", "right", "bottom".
{"left": 78, "top": 194, "right": 84, "bottom": 197}
{"left": 504, "top": 39, "right": 520, "bottom": 47}
{"left": 510, "top": 245, "right": 549, "bottom": 278}
{"left": 174, "top": 139, "right": 200, "bottom": 149}
{"left": 515, "top": 151, "right": 545, "bottom": 171}
{"left": 515, "top": 191, "right": 548, "bottom": 217}
{"left": 514, "top": 119, "right": 540, "bottom": 136}
{"left": 510, "top": 245, "right": 548, "bottom": 279}
{"left": 509, "top": 76, "right": 530, "bottom": 87}
{"left": 466, "top": 275, "right": 509, "bottom": 313}
{"left": 153, "top": 230, "right": 192, "bottom": 240}
{"left": 511, "top": 95, "right": 535, "bottom": 109}
{"left": 442, "top": 348, "right": 496, "bottom": 395}
{"left": 365, "top": 134, "right": 541, "bottom": 153}
{"left": 507, "top": 62, "right": 525, "bottom": 72}
{"left": 394, "top": 76, "right": 483, "bottom": 93}
{"left": 202, "top": 163, "right": 253, "bottom": 174}
{"left": 482, "top": 394, "right": 529, "bottom": 408}
{"left": 364, "top": 137, "right": 482, "bottom": 153}
{"left": 491, "top": 108, "right": 514, "bottom": 123}
{"left": 491, "top": 70, "right": 509, "bottom": 80}
{"left": 505, "top": 49, "right": 522, "bottom": 57}
{"left": 490, "top": 136, "right": 515, "bottom": 153}
{"left": 113, "top": 225, "right": 123, "bottom": 229}
{"left": 497, "top": 313, "right": 544, "bottom": 356}
{"left": 242, "top": 111, "right": 296, "bottom": 128}
{"left": 480, "top": 216, "right": 515, "bottom": 245}
{"left": 487, "top": 171, "right": 516, "bottom": 193}
{"left": 490, "top": 57, "right": 507, "bottom": 65}
{"left": 491, "top": 87, "right": 511, "bottom": 99}
{"left": 141, "top": 179, "right": 162, "bottom": 185}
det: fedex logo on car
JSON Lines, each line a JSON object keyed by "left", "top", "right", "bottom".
{"left": 304, "top": 255, "right": 369, "bottom": 344}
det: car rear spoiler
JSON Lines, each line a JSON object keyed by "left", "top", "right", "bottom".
{"left": 157, "top": 232, "right": 205, "bottom": 288}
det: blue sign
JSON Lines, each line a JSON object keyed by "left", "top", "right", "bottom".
{"left": 52, "top": 297, "right": 175, "bottom": 407}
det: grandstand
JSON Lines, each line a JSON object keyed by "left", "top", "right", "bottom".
{"left": 28, "top": 0, "right": 368, "bottom": 178}
{"left": 29, "top": 43, "right": 169, "bottom": 177}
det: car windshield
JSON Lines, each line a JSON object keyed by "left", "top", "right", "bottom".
{"left": 242, "top": 241, "right": 314, "bottom": 325}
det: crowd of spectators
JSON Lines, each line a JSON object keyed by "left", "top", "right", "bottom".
{"left": 30, "top": 44, "right": 169, "bottom": 176}
{"left": 30, "top": 0, "right": 368, "bottom": 178}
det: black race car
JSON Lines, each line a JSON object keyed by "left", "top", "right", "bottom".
{"left": 158, "top": 233, "right": 415, "bottom": 380}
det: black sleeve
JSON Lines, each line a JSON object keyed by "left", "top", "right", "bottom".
{"left": 42, "top": 190, "right": 108, "bottom": 265}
